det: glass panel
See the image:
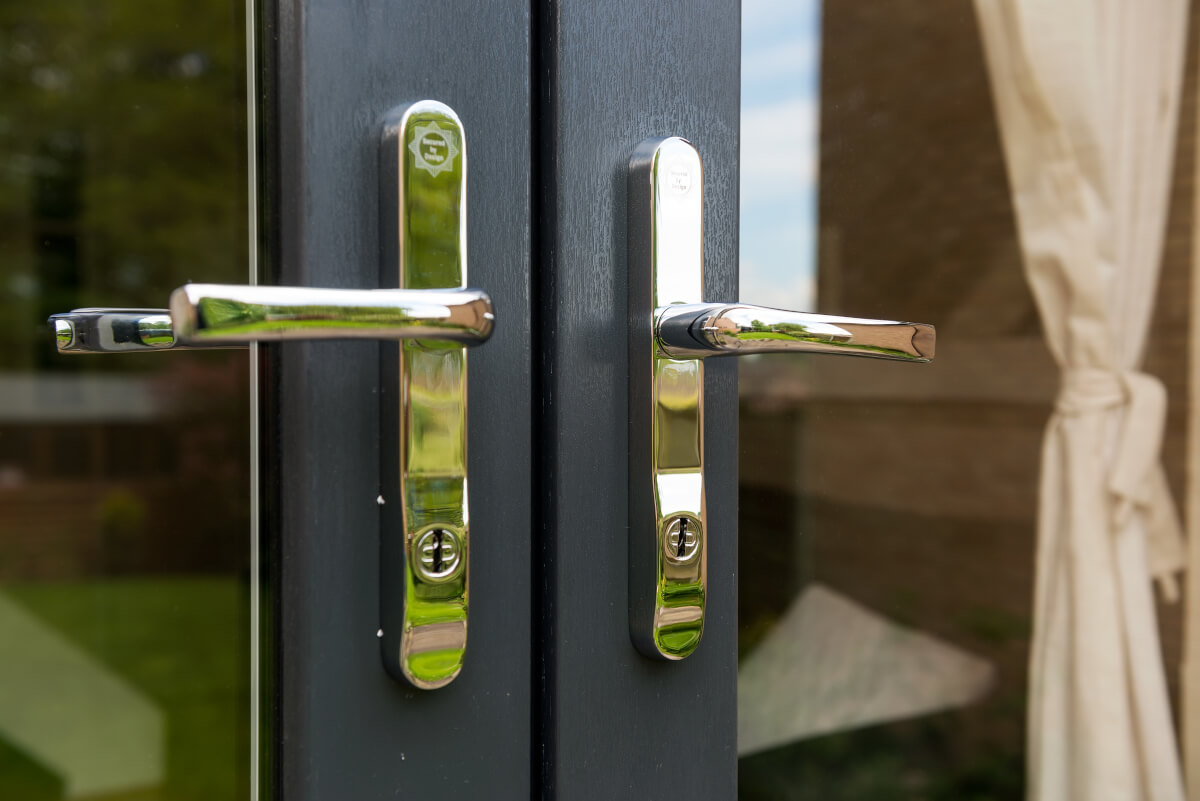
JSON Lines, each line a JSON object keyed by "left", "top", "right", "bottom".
{"left": 0, "top": 2, "right": 256, "bottom": 799}
{"left": 738, "top": 2, "right": 1193, "bottom": 798}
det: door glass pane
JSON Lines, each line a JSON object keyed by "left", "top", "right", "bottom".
{"left": 0, "top": 2, "right": 256, "bottom": 799}
{"left": 738, "top": 2, "right": 1193, "bottom": 798}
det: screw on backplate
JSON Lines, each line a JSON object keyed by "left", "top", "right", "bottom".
{"left": 664, "top": 516, "right": 700, "bottom": 563}
{"left": 414, "top": 527, "right": 462, "bottom": 582}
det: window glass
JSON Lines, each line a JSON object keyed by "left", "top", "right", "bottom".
{"left": 0, "top": 2, "right": 256, "bottom": 799}
{"left": 737, "top": 3, "right": 1193, "bottom": 798}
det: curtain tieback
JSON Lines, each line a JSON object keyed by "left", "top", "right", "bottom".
{"left": 1056, "top": 367, "right": 1185, "bottom": 599}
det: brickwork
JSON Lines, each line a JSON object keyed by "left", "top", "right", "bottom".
{"left": 739, "top": 0, "right": 1198, "bottom": 787}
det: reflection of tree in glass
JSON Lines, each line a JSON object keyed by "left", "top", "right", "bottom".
{"left": 0, "top": 0, "right": 247, "bottom": 371}
{"left": 0, "top": 5, "right": 252, "bottom": 801}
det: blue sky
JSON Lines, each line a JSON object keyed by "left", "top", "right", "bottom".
{"left": 740, "top": 0, "right": 821, "bottom": 311}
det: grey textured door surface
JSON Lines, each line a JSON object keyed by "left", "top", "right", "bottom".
{"left": 533, "top": 2, "right": 739, "bottom": 798}
{"left": 266, "top": 0, "right": 739, "bottom": 798}
{"left": 266, "top": 1, "right": 533, "bottom": 798}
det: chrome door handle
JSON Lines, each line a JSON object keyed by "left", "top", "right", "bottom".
{"left": 50, "top": 285, "right": 494, "bottom": 353}
{"left": 655, "top": 302, "right": 932, "bottom": 361}
{"left": 46, "top": 100, "right": 483, "bottom": 691}
{"left": 628, "top": 137, "right": 936, "bottom": 661}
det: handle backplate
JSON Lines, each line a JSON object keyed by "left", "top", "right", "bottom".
{"left": 627, "top": 136, "right": 934, "bottom": 663}
{"left": 378, "top": 100, "right": 472, "bottom": 689}
{"left": 628, "top": 137, "right": 708, "bottom": 660}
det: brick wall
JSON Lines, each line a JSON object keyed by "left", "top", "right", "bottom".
{"left": 739, "top": 0, "right": 1198, "bottom": 785}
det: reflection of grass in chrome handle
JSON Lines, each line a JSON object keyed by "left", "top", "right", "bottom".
{"left": 188, "top": 297, "right": 472, "bottom": 340}
{"left": 195, "top": 298, "right": 259, "bottom": 328}
{"left": 655, "top": 581, "right": 705, "bottom": 658}
{"left": 196, "top": 298, "right": 433, "bottom": 328}
{"left": 734, "top": 331, "right": 829, "bottom": 342}
{"left": 193, "top": 318, "right": 459, "bottom": 333}
{"left": 739, "top": 319, "right": 840, "bottom": 342}
{"left": 730, "top": 329, "right": 923, "bottom": 360}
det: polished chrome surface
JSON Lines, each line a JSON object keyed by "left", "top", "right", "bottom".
{"left": 49, "top": 285, "right": 492, "bottom": 353}
{"left": 50, "top": 308, "right": 180, "bottom": 353}
{"left": 377, "top": 100, "right": 471, "bottom": 689}
{"left": 46, "top": 99, "right": 483, "bottom": 691}
{"left": 629, "top": 136, "right": 707, "bottom": 661}
{"left": 412, "top": 528, "right": 464, "bottom": 583}
{"left": 171, "top": 284, "right": 492, "bottom": 345}
{"left": 628, "top": 136, "right": 935, "bottom": 662}
{"left": 8, "top": 0, "right": 255, "bottom": 792}
{"left": 656, "top": 303, "right": 934, "bottom": 361}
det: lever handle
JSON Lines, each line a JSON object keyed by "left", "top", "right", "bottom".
{"left": 47, "top": 100, "right": 484, "bottom": 692}
{"left": 628, "top": 136, "right": 936, "bottom": 663}
{"left": 51, "top": 309, "right": 176, "bottom": 353}
{"left": 655, "top": 302, "right": 933, "bottom": 361}
{"left": 49, "top": 284, "right": 494, "bottom": 353}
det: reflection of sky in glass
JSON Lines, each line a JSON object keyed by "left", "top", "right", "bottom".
{"left": 740, "top": 0, "right": 821, "bottom": 311}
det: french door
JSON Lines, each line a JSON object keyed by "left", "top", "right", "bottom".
{"left": 0, "top": 0, "right": 740, "bottom": 799}
{"left": 262, "top": 0, "right": 744, "bottom": 796}
{"left": 267, "top": 0, "right": 737, "bottom": 796}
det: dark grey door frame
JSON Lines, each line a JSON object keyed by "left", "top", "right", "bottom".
{"left": 534, "top": 2, "right": 739, "bottom": 798}
{"left": 263, "top": 0, "right": 738, "bottom": 798}
{"left": 264, "top": 1, "right": 533, "bottom": 798}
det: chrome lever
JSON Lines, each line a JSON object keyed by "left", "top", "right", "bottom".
{"left": 49, "top": 285, "right": 493, "bottom": 353}
{"left": 51, "top": 309, "right": 178, "bottom": 353}
{"left": 46, "top": 100, "right": 485, "bottom": 692}
{"left": 655, "top": 302, "right": 933, "bottom": 362}
{"left": 628, "top": 136, "right": 936, "bottom": 662}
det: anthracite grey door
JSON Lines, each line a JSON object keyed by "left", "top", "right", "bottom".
{"left": 0, "top": 0, "right": 737, "bottom": 797}
{"left": 263, "top": 0, "right": 535, "bottom": 798}
{"left": 532, "top": 2, "right": 739, "bottom": 799}
{"left": 267, "top": 0, "right": 738, "bottom": 799}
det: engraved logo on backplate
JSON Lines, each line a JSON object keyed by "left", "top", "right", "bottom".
{"left": 409, "top": 121, "right": 460, "bottom": 177}
{"left": 665, "top": 159, "right": 693, "bottom": 197}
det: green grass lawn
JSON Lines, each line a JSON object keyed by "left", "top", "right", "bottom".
{"left": 1, "top": 577, "right": 249, "bottom": 801}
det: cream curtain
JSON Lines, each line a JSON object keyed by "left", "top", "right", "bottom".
{"left": 972, "top": 1, "right": 1189, "bottom": 799}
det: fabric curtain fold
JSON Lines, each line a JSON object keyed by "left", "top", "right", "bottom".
{"left": 972, "top": 1, "right": 1189, "bottom": 799}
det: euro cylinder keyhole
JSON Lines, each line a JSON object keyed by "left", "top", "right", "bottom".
{"left": 414, "top": 527, "right": 462, "bottom": 582}
{"left": 663, "top": 516, "right": 700, "bottom": 564}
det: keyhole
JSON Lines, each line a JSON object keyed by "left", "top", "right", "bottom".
{"left": 677, "top": 518, "right": 688, "bottom": 558}
{"left": 432, "top": 530, "right": 444, "bottom": 572}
